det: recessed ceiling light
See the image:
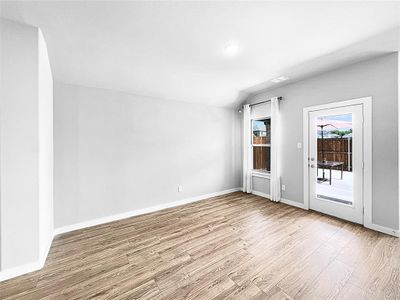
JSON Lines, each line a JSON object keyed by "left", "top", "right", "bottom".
{"left": 277, "top": 76, "right": 289, "bottom": 81}
{"left": 224, "top": 42, "right": 239, "bottom": 56}
{"left": 271, "top": 75, "right": 289, "bottom": 83}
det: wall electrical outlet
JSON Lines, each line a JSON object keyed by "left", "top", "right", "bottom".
{"left": 178, "top": 185, "right": 183, "bottom": 192}
{"left": 281, "top": 184, "right": 286, "bottom": 191}
{"left": 297, "top": 142, "right": 302, "bottom": 149}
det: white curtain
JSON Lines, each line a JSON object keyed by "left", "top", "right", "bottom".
{"left": 242, "top": 104, "right": 252, "bottom": 193}
{"left": 270, "top": 97, "right": 281, "bottom": 202}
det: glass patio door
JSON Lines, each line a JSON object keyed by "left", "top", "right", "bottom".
{"left": 308, "top": 104, "right": 363, "bottom": 224}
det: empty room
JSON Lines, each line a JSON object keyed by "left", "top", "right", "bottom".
{"left": 1, "top": 1, "right": 400, "bottom": 299}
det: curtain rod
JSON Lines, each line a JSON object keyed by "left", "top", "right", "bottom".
{"left": 249, "top": 96, "right": 283, "bottom": 108}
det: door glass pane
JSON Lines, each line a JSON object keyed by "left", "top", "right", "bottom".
{"left": 316, "top": 114, "right": 353, "bottom": 205}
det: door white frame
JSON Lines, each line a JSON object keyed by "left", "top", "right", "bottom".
{"left": 303, "top": 97, "right": 372, "bottom": 227}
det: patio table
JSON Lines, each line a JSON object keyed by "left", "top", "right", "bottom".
{"left": 317, "top": 161, "right": 344, "bottom": 185}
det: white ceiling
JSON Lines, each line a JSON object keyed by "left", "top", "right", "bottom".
{"left": 1, "top": 1, "right": 400, "bottom": 107}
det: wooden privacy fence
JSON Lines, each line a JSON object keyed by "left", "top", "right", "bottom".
{"left": 318, "top": 138, "right": 352, "bottom": 171}
{"left": 253, "top": 147, "right": 270, "bottom": 171}
{"left": 252, "top": 136, "right": 270, "bottom": 171}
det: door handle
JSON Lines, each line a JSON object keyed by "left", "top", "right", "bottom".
{"left": 310, "top": 164, "right": 315, "bottom": 168}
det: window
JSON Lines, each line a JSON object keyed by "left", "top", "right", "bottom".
{"left": 252, "top": 118, "right": 271, "bottom": 173}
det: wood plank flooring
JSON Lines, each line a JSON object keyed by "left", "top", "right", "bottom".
{"left": 1, "top": 192, "right": 399, "bottom": 299}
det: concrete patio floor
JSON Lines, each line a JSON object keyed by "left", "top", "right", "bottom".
{"left": 316, "top": 169, "right": 353, "bottom": 204}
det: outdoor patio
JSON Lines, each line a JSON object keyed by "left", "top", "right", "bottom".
{"left": 316, "top": 168, "right": 353, "bottom": 204}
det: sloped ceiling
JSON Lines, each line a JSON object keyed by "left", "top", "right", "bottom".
{"left": 1, "top": 1, "right": 400, "bottom": 107}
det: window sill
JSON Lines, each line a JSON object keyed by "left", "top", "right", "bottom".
{"left": 252, "top": 170, "right": 271, "bottom": 179}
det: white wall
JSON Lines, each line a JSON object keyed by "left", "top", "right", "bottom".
{"left": 54, "top": 83, "right": 242, "bottom": 228}
{"left": 38, "top": 29, "right": 54, "bottom": 261}
{"left": 247, "top": 53, "right": 399, "bottom": 231}
{"left": 0, "top": 18, "right": 53, "bottom": 273}
{"left": 0, "top": 18, "right": 39, "bottom": 270}
{"left": 252, "top": 176, "right": 270, "bottom": 196}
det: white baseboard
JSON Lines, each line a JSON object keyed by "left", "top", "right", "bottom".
{"left": 0, "top": 260, "right": 43, "bottom": 282}
{"left": 280, "top": 198, "right": 308, "bottom": 210}
{"left": 256, "top": 195, "right": 398, "bottom": 237}
{"left": 252, "top": 192, "right": 308, "bottom": 211}
{"left": 0, "top": 188, "right": 241, "bottom": 282}
{"left": 279, "top": 198, "right": 398, "bottom": 237}
{"left": 5, "top": 187, "right": 394, "bottom": 283}
{"left": 40, "top": 233, "right": 54, "bottom": 266}
{"left": 251, "top": 190, "right": 271, "bottom": 199}
{"left": 0, "top": 231, "right": 54, "bottom": 282}
{"left": 54, "top": 187, "right": 241, "bottom": 235}
{"left": 364, "top": 222, "right": 399, "bottom": 237}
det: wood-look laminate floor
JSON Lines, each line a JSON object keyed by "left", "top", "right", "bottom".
{"left": 1, "top": 192, "right": 399, "bottom": 299}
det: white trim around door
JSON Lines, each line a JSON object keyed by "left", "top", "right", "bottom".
{"left": 303, "top": 97, "right": 373, "bottom": 228}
